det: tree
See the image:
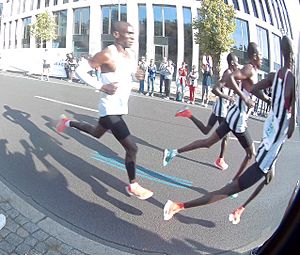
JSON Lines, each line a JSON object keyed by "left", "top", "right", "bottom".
{"left": 193, "top": 0, "right": 236, "bottom": 80}
{"left": 30, "top": 12, "right": 57, "bottom": 48}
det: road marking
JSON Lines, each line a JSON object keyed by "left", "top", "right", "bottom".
{"left": 35, "top": 96, "right": 98, "bottom": 113}
{"left": 92, "top": 152, "right": 193, "bottom": 189}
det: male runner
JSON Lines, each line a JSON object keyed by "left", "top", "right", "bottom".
{"left": 163, "top": 36, "right": 295, "bottom": 224}
{"left": 175, "top": 53, "right": 238, "bottom": 170}
{"left": 163, "top": 43, "right": 261, "bottom": 187}
{"left": 56, "top": 21, "right": 153, "bottom": 200}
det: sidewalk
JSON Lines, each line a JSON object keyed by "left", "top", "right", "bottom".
{"left": 0, "top": 179, "right": 133, "bottom": 255}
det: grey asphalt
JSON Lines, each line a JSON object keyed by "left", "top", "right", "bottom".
{"left": 0, "top": 72, "right": 299, "bottom": 255}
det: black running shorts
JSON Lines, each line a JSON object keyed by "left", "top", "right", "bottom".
{"left": 216, "top": 121, "right": 253, "bottom": 149}
{"left": 98, "top": 115, "right": 130, "bottom": 141}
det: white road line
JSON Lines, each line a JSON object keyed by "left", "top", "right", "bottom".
{"left": 35, "top": 96, "right": 98, "bottom": 113}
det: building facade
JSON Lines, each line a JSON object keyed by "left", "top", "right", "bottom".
{"left": 0, "top": 0, "right": 294, "bottom": 78}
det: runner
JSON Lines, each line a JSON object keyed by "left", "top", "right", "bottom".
{"left": 175, "top": 53, "right": 238, "bottom": 170}
{"left": 163, "top": 42, "right": 260, "bottom": 188}
{"left": 163, "top": 36, "right": 296, "bottom": 224}
{"left": 56, "top": 21, "right": 153, "bottom": 200}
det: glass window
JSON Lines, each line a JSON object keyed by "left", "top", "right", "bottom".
{"left": 73, "top": 7, "right": 90, "bottom": 57}
{"left": 164, "top": 6, "right": 177, "bottom": 70}
{"left": 22, "top": 0, "right": 26, "bottom": 13}
{"left": 153, "top": 5, "right": 163, "bottom": 36}
{"left": 37, "top": 0, "right": 41, "bottom": 9}
{"left": 272, "top": 33, "right": 281, "bottom": 71}
{"left": 63, "top": 0, "right": 69, "bottom": 4}
{"left": 231, "top": 18, "right": 249, "bottom": 64}
{"left": 22, "top": 17, "right": 31, "bottom": 48}
{"left": 183, "top": 7, "right": 193, "bottom": 68}
{"left": 257, "top": 25, "right": 270, "bottom": 72}
{"left": 232, "top": 0, "right": 240, "bottom": 10}
{"left": 0, "top": 3, "right": 3, "bottom": 17}
{"left": 30, "top": 0, "right": 34, "bottom": 10}
{"left": 3, "top": 23, "right": 6, "bottom": 48}
{"left": 251, "top": 0, "right": 259, "bottom": 18}
{"left": 242, "top": 0, "right": 250, "bottom": 14}
{"left": 53, "top": 10, "right": 67, "bottom": 48}
{"left": 15, "top": 20, "right": 18, "bottom": 47}
{"left": 224, "top": 0, "right": 228, "bottom": 4}
{"left": 9, "top": 21, "right": 12, "bottom": 48}
{"left": 54, "top": 0, "right": 58, "bottom": 5}
{"left": 138, "top": 4, "right": 147, "bottom": 60}
{"left": 258, "top": 0, "right": 266, "bottom": 21}
{"left": 102, "top": 5, "right": 127, "bottom": 35}
{"left": 274, "top": 0, "right": 285, "bottom": 31}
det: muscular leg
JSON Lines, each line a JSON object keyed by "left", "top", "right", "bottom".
{"left": 178, "top": 131, "right": 222, "bottom": 154}
{"left": 184, "top": 180, "right": 241, "bottom": 208}
{"left": 119, "top": 135, "right": 138, "bottom": 183}
{"left": 70, "top": 121, "right": 107, "bottom": 139}
{"left": 232, "top": 143, "right": 255, "bottom": 181}
{"left": 190, "top": 114, "right": 215, "bottom": 135}
{"left": 219, "top": 135, "right": 228, "bottom": 158}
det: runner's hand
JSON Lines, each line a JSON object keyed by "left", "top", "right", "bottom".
{"left": 245, "top": 98, "right": 255, "bottom": 108}
{"left": 101, "top": 82, "right": 118, "bottom": 95}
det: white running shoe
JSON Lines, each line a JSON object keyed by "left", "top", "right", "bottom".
{"left": 0, "top": 214, "right": 6, "bottom": 230}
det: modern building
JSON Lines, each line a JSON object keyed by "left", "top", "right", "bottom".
{"left": 0, "top": 0, "right": 294, "bottom": 78}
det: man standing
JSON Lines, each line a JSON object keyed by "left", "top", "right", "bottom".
{"left": 163, "top": 36, "right": 295, "bottom": 224}
{"left": 158, "top": 57, "right": 168, "bottom": 96}
{"left": 56, "top": 21, "right": 153, "bottom": 200}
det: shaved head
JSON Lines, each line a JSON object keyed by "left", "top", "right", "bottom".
{"left": 247, "top": 42, "right": 259, "bottom": 58}
{"left": 281, "top": 35, "right": 293, "bottom": 63}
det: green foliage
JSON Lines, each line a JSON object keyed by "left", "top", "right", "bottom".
{"left": 30, "top": 12, "right": 57, "bottom": 44}
{"left": 193, "top": 0, "right": 236, "bottom": 77}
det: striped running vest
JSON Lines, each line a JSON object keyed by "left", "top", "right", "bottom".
{"left": 225, "top": 85, "right": 252, "bottom": 133}
{"left": 213, "top": 86, "right": 233, "bottom": 118}
{"left": 256, "top": 69, "right": 292, "bottom": 173}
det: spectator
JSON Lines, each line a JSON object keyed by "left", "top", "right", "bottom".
{"left": 159, "top": 57, "right": 168, "bottom": 96}
{"left": 41, "top": 49, "right": 50, "bottom": 81}
{"left": 66, "top": 53, "right": 78, "bottom": 83}
{"left": 187, "top": 65, "right": 199, "bottom": 104}
{"left": 176, "top": 62, "right": 188, "bottom": 102}
{"left": 201, "top": 55, "right": 213, "bottom": 107}
{"left": 138, "top": 56, "right": 147, "bottom": 94}
{"left": 164, "top": 60, "right": 174, "bottom": 100}
{"left": 146, "top": 59, "right": 157, "bottom": 96}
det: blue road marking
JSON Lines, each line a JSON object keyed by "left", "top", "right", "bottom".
{"left": 91, "top": 152, "right": 193, "bottom": 189}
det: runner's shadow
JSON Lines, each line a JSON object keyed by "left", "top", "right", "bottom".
{"left": 3, "top": 106, "right": 142, "bottom": 215}
{"left": 175, "top": 214, "right": 215, "bottom": 228}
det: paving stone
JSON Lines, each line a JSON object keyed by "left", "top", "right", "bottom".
{"left": 58, "top": 243, "right": 73, "bottom": 254}
{"left": 23, "top": 222, "right": 39, "bottom": 234}
{"left": 45, "top": 236, "right": 63, "bottom": 249}
{"left": 6, "top": 232, "right": 23, "bottom": 246}
{"left": 0, "top": 240, "right": 14, "bottom": 253}
{"left": 35, "top": 242, "right": 50, "bottom": 254}
{"left": 0, "top": 228, "right": 11, "bottom": 239}
{"left": 67, "top": 250, "right": 86, "bottom": 255}
{"left": 15, "top": 214, "right": 29, "bottom": 226}
{"left": 5, "top": 217, "right": 19, "bottom": 232}
{"left": 24, "top": 236, "right": 38, "bottom": 247}
{"left": 15, "top": 243, "right": 31, "bottom": 255}
{"left": 6, "top": 208, "right": 19, "bottom": 219}
{"left": 32, "top": 230, "right": 49, "bottom": 241}
{"left": 0, "top": 249, "right": 8, "bottom": 255}
{"left": 17, "top": 227, "right": 29, "bottom": 238}
{"left": 0, "top": 203, "right": 12, "bottom": 211}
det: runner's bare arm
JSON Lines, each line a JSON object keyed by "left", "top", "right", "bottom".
{"left": 226, "top": 65, "right": 255, "bottom": 107}
{"left": 251, "top": 72, "right": 275, "bottom": 104}
{"left": 287, "top": 73, "right": 296, "bottom": 138}
{"left": 212, "top": 70, "right": 234, "bottom": 103}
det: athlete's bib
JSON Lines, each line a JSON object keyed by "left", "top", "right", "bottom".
{"left": 262, "top": 112, "right": 279, "bottom": 150}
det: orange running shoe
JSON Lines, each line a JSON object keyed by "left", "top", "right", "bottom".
{"left": 163, "top": 200, "right": 184, "bottom": 220}
{"left": 229, "top": 206, "right": 245, "bottom": 224}
{"left": 126, "top": 182, "right": 153, "bottom": 200}
{"left": 56, "top": 114, "right": 69, "bottom": 133}
{"left": 175, "top": 107, "right": 192, "bottom": 118}
{"left": 214, "top": 157, "right": 229, "bottom": 170}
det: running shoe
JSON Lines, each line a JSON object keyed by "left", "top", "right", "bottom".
{"left": 175, "top": 107, "right": 192, "bottom": 118}
{"left": 228, "top": 206, "right": 245, "bottom": 224}
{"left": 56, "top": 114, "right": 69, "bottom": 133}
{"left": 163, "top": 149, "right": 177, "bottom": 166}
{"left": 163, "top": 200, "right": 184, "bottom": 220}
{"left": 230, "top": 193, "right": 239, "bottom": 199}
{"left": 0, "top": 214, "right": 6, "bottom": 230}
{"left": 214, "top": 157, "right": 229, "bottom": 170}
{"left": 125, "top": 182, "right": 153, "bottom": 200}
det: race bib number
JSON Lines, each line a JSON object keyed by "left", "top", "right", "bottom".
{"left": 263, "top": 112, "right": 279, "bottom": 150}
